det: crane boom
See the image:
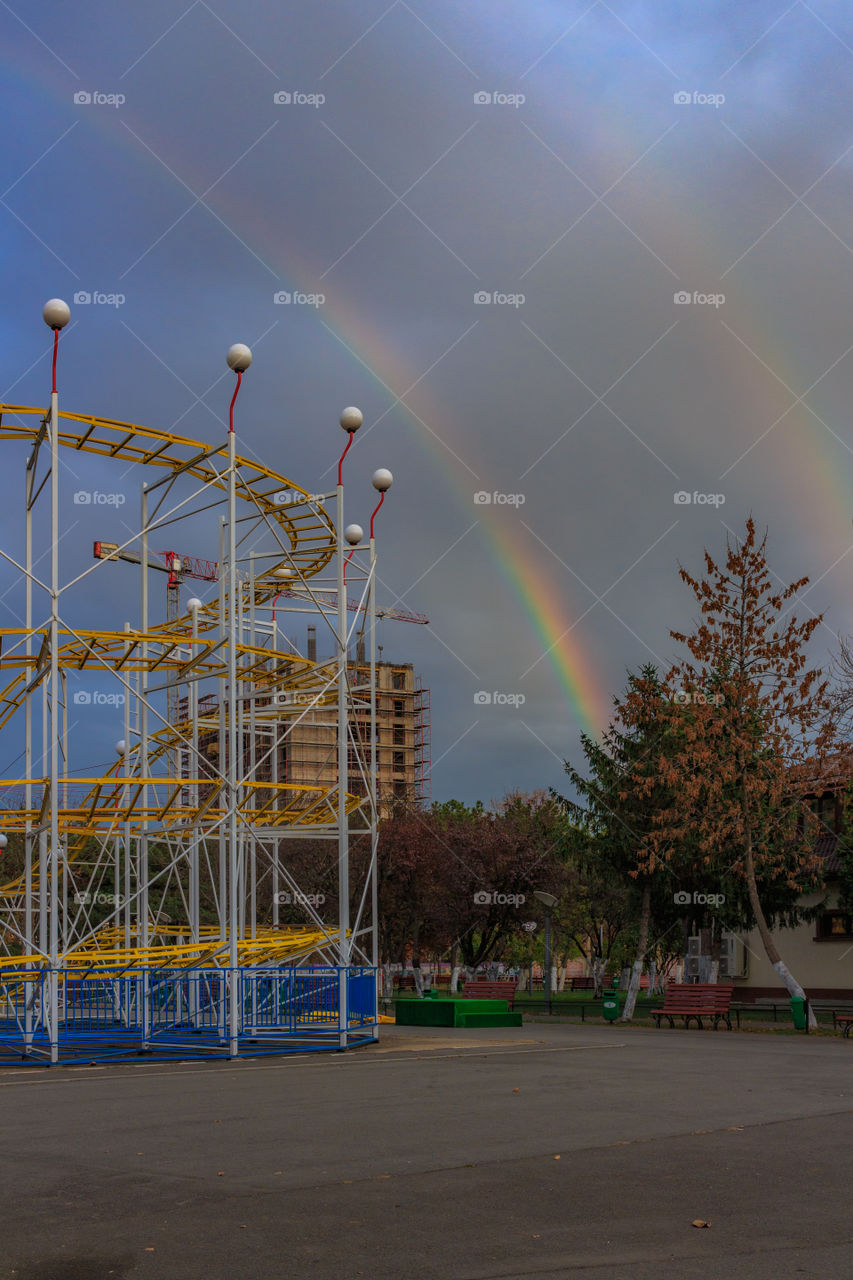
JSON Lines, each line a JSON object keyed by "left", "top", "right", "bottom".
{"left": 93, "top": 544, "right": 428, "bottom": 624}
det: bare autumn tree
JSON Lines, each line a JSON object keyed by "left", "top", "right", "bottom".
{"left": 646, "top": 518, "right": 839, "bottom": 1027}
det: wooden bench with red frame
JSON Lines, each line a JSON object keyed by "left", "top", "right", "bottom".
{"left": 462, "top": 980, "right": 518, "bottom": 1009}
{"left": 652, "top": 983, "right": 734, "bottom": 1030}
{"left": 834, "top": 1014, "right": 853, "bottom": 1038}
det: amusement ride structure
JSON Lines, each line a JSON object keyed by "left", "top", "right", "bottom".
{"left": 0, "top": 298, "right": 391, "bottom": 1063}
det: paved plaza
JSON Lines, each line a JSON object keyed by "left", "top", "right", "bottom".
{"left": 2, "top": 1022, "right": 852, "bottom": 1279}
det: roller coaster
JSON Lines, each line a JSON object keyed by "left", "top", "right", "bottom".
{"left": 0, "top": 301, "right": 387, "bottom": 1063}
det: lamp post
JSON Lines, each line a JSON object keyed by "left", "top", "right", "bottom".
{"left": 43, "top": 297, "right": 70, "bottom": 1064}
{"left": 534, "top": 891, "right": 558, "bottom": 1016}
{"left": 336, "top": 406, "right": 362, "bottom": 1048}
{"left": 225, "top": 342, "right": 252, "bottom": 1058}
{"left": 369, "top": 469, "right": 392, "bottom": 1014}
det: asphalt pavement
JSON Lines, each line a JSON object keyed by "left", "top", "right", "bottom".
{"left": 2, "top": 1021, "right": 852, "bottom": 1280}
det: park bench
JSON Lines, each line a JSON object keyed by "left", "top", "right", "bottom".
{"left": 570, "top": 976, "right": 595, "bottom": 991}
{"left": 393, "top": 974, "right": 416, "bottom": 992}
{"left": 462, "top": 980, "right": 518, "bottom": 1009}
{"left": 834, "top": 1013, "right": 853, "bottom": 1038}
{"left": 652, "top": 983, "right": 734, "bottom": 1030}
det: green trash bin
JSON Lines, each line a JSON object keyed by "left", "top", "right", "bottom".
{"left": 791, "top": 996, "right": 807, "bottom": 1030}
{"left": 602, "top": 990, "right": 620, "bottom": 1021}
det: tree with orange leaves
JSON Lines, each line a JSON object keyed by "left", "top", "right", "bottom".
{"left": 645, "top": 518, "right": 837, "bottom": 1027}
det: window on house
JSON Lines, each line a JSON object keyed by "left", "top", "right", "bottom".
{"left": 393, "top": 751, "right": 405, "bottom": 772}
{"left": 818, "top": 793, "right": 838, "bottom": 831}
{"left": 816, "top": 911, "right": 853, "bottom": 939}
{"left": 392, "top": 671, "right": 405, "bottom": 691}
{"left": 393, "top": 780, "right": 408, "bottom": 798}
{"left": 393, "top": 726, "right": 405, "bottom": 746}
{"left": 393, "top": 699, "right": 404, "bottom": 717}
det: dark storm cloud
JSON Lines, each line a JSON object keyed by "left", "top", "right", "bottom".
{"left": 2, "top": 0, "right": 852, "bottom": 800}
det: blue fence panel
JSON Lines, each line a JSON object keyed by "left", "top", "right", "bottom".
{"left": 0, "top": 965, "right": 376, "bottom": 1062}
{"left": 0, "top": 970, "right": 45, "bottom": 1042}
{"left": 347, "top": 967, "right": 376, "bottom": 1027}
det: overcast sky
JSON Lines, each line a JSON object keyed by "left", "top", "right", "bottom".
{"left": 2, "top": 1, "right": 853, "bottom": 803}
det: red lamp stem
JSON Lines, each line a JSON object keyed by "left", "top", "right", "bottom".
{"left": 369, "top": 491, "right": 385, "bottom": 539}
{"left": 338, "top": 431, "right": 354, "bottom": 485}
{"left": 228, "top": 370, "right": 242, "bottom": 434}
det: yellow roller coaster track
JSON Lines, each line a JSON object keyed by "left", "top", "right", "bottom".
{"left": 0, "top": 404, "right": 337, "bottom": 600}
{"left": 0, "top": 925, "right": 336, "bottom": 972}
{"left": 0, "top": 407, "right": 359, "bottom": 963}
{"left": 0, "top": 629, "right": 336, "bottom": 732}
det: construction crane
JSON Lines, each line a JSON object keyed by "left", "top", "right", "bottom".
{"left": 280, "top": 587, "right": 428, "bottom": 626}
{"left": 93, "top": 543, "right": 428, "bottom": 625}
{"left": 94, "top": 542, "right": 219, "bottom": 734}
{"left": 93, "top": 542, "right": 218, "bottom": 624}
{"left": 93, "top": 541, "right": 428, "bottom": 781}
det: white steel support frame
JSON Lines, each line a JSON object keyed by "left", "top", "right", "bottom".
{"left": 336, "top": 471, "right": 349, "bottom": 1047}
{"left": 140, "top": 484, "right": 151, "bottom": 1045}
{"left": 0, "top": 315, "right": 385, "bottom": 1063}
{"left": 48, "top": 383, "right": 60, "bottom": 1064}
{"left": 24, "top": 453, "right": 34, "bottom": 1049}
{"left": 369, "top": 530, "right": 379, "bottom": 1016}
{"left": 227, "top": 421, "right": 240, "bottom": 1057}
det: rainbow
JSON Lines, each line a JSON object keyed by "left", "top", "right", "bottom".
{"left": 3, "top": 51, "right": 614, "bottom": 739}
{"left": 13, "top": 44, "right": 851, "bottom": 745}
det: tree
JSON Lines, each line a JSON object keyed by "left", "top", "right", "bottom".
{"left": 373, "top": 793, "right": 568, "bottom": 996}
{"left": 646, "top": 518, "right": 839, "bottom": 1027}
{"left": 559, "top": 665, "right": 686, "bottom": 1019}
{"left": 369, "top": 804, "right": 446, "bottom": 996}
{"left": 433, "top": 792, "right": 568, "bottom": 990}
{"left": 556, "top": 830, "right": 635, "bottom": 996}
